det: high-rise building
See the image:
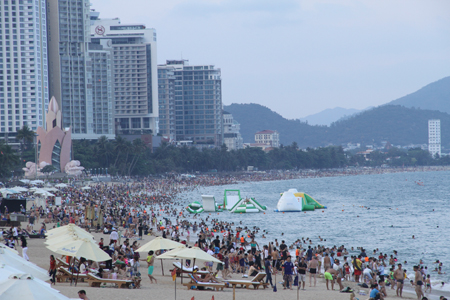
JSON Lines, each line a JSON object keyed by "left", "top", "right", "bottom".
{"left": 0, "top": 0, "right": 49, "bottom": 137}
{"left": 47, "top": 0, "right": 94, "bottom": 139}
{"left": 158, "top": 60, "right": 223, "bottom": 148}
{"left": 90, "top": 15, "right": 159, "bottom": 136}
{"left": 428, "top": 119, "right": 441, "bottom": 158}
{"left": 157, "top": 65, "right": 175, "bottom": 141}
{"left": 223, "top": 111, "right": 243, "bottom": 151}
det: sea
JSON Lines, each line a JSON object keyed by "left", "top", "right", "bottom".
{"left": 177, "top": 170, "right": 450, "bottom": 292}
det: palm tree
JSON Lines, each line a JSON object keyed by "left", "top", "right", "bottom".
{"left": 0, "top": 141, "right": 20, "bottom": 178}
{"left": 127, "top": 139, "right": 146, "bottom": 175}
{"left": 113, "top": 135, "right": 126, "bottom": 168}
{"left": 16, "top": 125, "right": 35, "bottom": 161}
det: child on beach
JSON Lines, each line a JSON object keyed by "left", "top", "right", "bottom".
{"left": 425, "top": 274, "right": 431, "bottom": 293}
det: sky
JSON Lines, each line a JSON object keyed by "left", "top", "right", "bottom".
{"left": 91, "top": 0, "right": 450, "bottom": 119}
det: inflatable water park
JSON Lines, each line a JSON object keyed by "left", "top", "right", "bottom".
{"left": 186, "top": 189, "right": 267, "bottom": 214}
{"left": 274, "top": 189, "right": 326, "bottom": 212}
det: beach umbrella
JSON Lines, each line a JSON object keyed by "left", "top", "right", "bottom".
{"left": 55, "top": 183, "right": 68, "bottom": 188}
{"left": 157, "top": 246, "right": 222, "bottom": 263}
{"left": 136, "top": 237, "right": 184, "bottom": 253}
{"left": 43, "top": 188, "right": 58, "bottom": 192}
{"left": 19, "top": 179, "right": 30, "bottom": 184}
{"left": 0, "top": 245, "right": 49, "bottom": 281}
{"left": 45, "top": 232, "right": 95, "bottom": 246}
{"left": 46, "top": 237, "right": 110, "bottom": 262}
{"left": 0, "top": 274, "right": 70, "bottom": 300}
{"left": 81, "top": 186, "right": 91, "bottom": 190}
{"left": 0, "top": 264, "right": 51, "bottom": 288}
{"left": 136, "top": 237, "right": 184, "bottom": 276}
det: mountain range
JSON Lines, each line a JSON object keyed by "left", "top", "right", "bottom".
{"left": 299, "top": 107, "right": 368, "bottom": 126}
{"left": 224, "top": 76, "right": 450, "bottom": 149}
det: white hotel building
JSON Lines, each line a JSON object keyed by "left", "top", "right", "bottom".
{"left": 428, "top": 119, "right": 441, "bottom": 158}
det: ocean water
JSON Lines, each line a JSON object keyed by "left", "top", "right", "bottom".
{"left": 178, "top": 170, "right": 450, "bottom": 291}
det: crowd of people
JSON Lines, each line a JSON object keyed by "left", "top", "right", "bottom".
{"left": 0, "top": 172, "right": 448, "bottom": 300}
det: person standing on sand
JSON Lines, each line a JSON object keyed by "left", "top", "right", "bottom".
{"left": 20, "top": 236, "right": 29, "bottom": 261}
{"left": 264, "top": 255, "right": 274, "bottom": 288}
{"left": 394, "top": 263, "right": 404, "bottom": 297}
{"left": 414, "top": 265, "right": 424, "bottom": 300}
{"left": 298, "top": 257, "right": 307, "bottom": 290}
{"left": 141, "top": 250, "right": 157, "bottom": 284}
{"left": 323, "top": 253, "right": 331, "bottom": 271}
{"left": 308, "top": 255, "right": 318, "bottom": 287}
{"left": 48, "top": 255, "right": 56, "bottom": 285}
{"left": 282, "top": 255, "right": 294, "bottom": 290}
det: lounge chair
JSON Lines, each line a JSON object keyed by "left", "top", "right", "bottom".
{"left": 55, "top": 257, "right": 70, "bottom": 269}
{"left": 225, "top": 272, "right": 269, "bottom": 289}
{"left": 86, "top": 273, "right": 132, "bottom": 289}
{"left": 182, "top": 274, "right": 225, "bottom": 291}
{"left": 57, "top": 267, "right": 88, "bottom": 282}
{"left": 172, "top": 262, "right": 209, "bottom": 277}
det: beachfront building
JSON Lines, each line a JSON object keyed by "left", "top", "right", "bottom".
{"left": 255, "top": 130, "right": 280, "bottom": 148}
{"left": 0, "top": 0, "right": 49, "bottom": 138}
{"left": 158, "top": 60, "right": 223, "bottom": 148}
{"left": 158, "top": 65, "right": 176, "bottom": 141}
{"left": 47, "top": 0, "right": 96, "bottom": 139}
{"left": 90, "top": 13, "right": 159, "bottom": 136}
{"left": 223, "top": 111, "right": 243, "bottom": 151}
{"left": 428, "top": 119, "right": 441, "bottom": 158}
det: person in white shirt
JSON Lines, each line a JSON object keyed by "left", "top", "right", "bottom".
{"left": 110, "top": 228, "right": 119, "bottom": 245}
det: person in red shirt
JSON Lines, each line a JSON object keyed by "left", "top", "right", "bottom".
{"left": 49, "top": 255, "right": 57, "bottom": 285}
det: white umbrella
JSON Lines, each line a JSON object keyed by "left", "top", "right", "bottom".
{"left": 55, "top": 183, "right": 68, "bottom": 188}
{"left": 0, "top": 245, "right": 49, "bottom": 281}
{"left": 19, "top": 179, "right": 30, "bottom": 184}
{"left": 157, "top": 246, "right": 222, "bottom": 263}
{"left": 0, "top": 264, "right": 51, "bottom": 288}
{"left": 33, "top": 190, "right": 55, "bottom": 197}
{"left": 45, "top": 224, "right": 94, "bottom": 240}
{"left": 0, "top": 274, "right": 70, "bottom": 300}
{"left": 43, "top": 188, "right": 58, "bottom": 192}
{"left": 136, "top": 237, "right": 184, "bottom": 253}
{"left": 81, "top": 186, "right": 91, "bottom": 190}
{"left": 47, "top": 237, "right": 110, "bottom": 262}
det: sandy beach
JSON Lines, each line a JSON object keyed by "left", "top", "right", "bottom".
{"left": 17, "top": 221, "right": 425, "bottom": 300}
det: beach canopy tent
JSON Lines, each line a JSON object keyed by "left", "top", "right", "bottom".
{"left": 81, "top": 186, "right": 91, "bottom": 190}
{"left": 0, "top": 198, "right": 27, "bottom": 213}
{"left": 0, "top": 245, "right": 49, "bottom": 281}
{"left": 55, "top": 183, "right": 68, "bottom": 188}
{"left": 0, "top": 274, "right": 70, "bottom": 300}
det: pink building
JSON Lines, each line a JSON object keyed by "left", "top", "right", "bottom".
{"left": 36, "top": 97, "right": 72, "bottom": 172}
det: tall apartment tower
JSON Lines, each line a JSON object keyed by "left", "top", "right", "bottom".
{"left": 428, "top": 119, "right": 441, "bottom": 158}
{"left": 158, "top": 60, "right": 223, "bottom": 147}
{"left": 157, "top": 65, "right": 175, "bottom": 141}
{"left": 47, "top": 0, "right": 94, "bottom": 139}
{"left": 90, "top": 16, "right": 159, "bottom": 135}
{"left": 0, "top": 0, "right": 49, "bottom": 136}
{"left": 87, "top": 10, "right": 114, "bottom": 138}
